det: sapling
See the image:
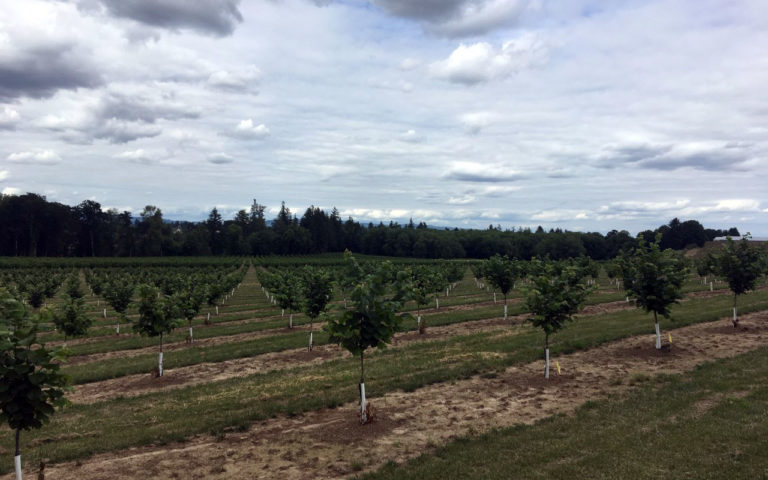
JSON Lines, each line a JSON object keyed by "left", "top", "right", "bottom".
{"left": 711, "top": 235, "right": 765, "bottom": 327}
{"left": 481, "top": 254, "right": 519, "bottom": 321}
{"left": 301, "top": 266, "right": 333, "bottom": 351}
{"left": 53, "top": 295, "right": 92, "bottom": 340}
{"left": 103, "top": 278, "right": 134, "bottom": 335}
{"left": 1, "top": 289, "right": 70, "bottom": 480}
{"left": 325, "top": 257, "right": 411, "bottom": 424}
{"left": 619, "top": 236, "right": 687, "bottom": 349}
{"left": 134, "top": 284, "right": 181, "bottom": 377}
{"left": 524, "top": 260, "right": 593, "bottom": 378}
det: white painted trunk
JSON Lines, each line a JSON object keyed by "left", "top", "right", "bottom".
{"left": 710, "top": 282, "right": 713, "bottom": 292}
{"left": 446, "top": 288, "right": 449, "bottom": 297}
{"left": 655, "top": 322, "right": 661, "bottom": 350}
{"left": 189, "top": 327, "right": 193, "bottom": 342}
{"left": 493, "top": 292, "right": 497, "bottom": 304}
{"left": 289, "top": 313, "right": 293, "bottom": 329}
{"left": 626, "top": 296, "right": 629, "bottom": 303}
{"left": 207, "top": 312, "right": 211, "bottom": 322}
{"left": 116, "top": 323, "right": 120, "bottom": 335}
{"left": 309, "top": 331, "right": 313, "bottom": 351}
{"left": 435, "top": 298, "right": 439, "bottom": 309}
{"left": 158, "top": 352, "right": 164, "bottom": 377}
{"left": 733, "top": 307, "right": 738, "bottom": 323}
{"left": 15, "top": 454, "right": 21, "bottom": 480}
{"left": 215, "top": 306, "right": 219, "bottom": 315}
{"left": 504, "top": 304, "right": 508, "bottom": 320}
{"left": 417, "top": 315, "right": 422, "bottom": 328}
{"left": 103, "top": 308, "right": 107, "bottom": 318}
{"left": 545, "top": 348, "right": 550, "bottom": 379}
{"left": 282, "top": 309, "right": 285, "bottom": 318}
{"left": 360, "top": 382, "right": 367, "bottom": 424}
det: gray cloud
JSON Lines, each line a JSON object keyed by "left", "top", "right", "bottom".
{"left": 97, "top": 93, "right": 201, "bottom": 124}
{"left": 594, "top": 143, "right": 752, "bottom": 172}
{"left": 99, "top": 0, "right": 243, "bottom": 36}
{"left": 0, "top": 44, "right": 103, "bottom": 101}
{"left": 371, "top": 0, "right": 528, "bottom": 37}
{"left": 208, "top": 153, "right": 235, "bottom": 164}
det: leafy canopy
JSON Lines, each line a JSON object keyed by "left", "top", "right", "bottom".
{"left": 524, "top": 260, "right": 593, "bottom": 339}
{"left": 619, "top": 235, "right": 687, "bottom": 319}
{"left": 325, "top": 258, "right": 411, "bottom": 357}
{"left": 711, "top": 235, "right": 765, "bottom": 296}
{"left": 0, "top": 289, "right": 70, "bottom": 434}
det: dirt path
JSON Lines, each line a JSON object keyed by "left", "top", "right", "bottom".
{"left": 35, "top": 310, "right": 768, "bottom": 480}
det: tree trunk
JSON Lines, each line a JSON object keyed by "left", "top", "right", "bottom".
{"left": 733, "top": 293, "right": 738, "bottom": 327}
{"left": 654, "top": 312, "right": 661, "bottom": 350}
{"left": 189, "top": 322, "right": 194, "bottom": 343}
{"left": 15, "top": 428, "right": 21, "bottom": 480}
{"left": 545, "top": 334, "right": 550, "bottom": 379}
{"left": 158, "top": 333, "right": 164, "bottom": 377}
{"left": 503, "top": 294, "right": 508, "bottom": 320}
{"left": 359, "top": 351, "right": 367, "bottom": 424}
{"left": 308, "top": 319, "right": 313, "bottom": 351}
{"left": 289, "top": 313, "right": 293, "bottom": 329}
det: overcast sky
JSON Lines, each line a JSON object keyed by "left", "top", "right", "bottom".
{"left": 1, "top": 0, "right": 767, "bottom": 234}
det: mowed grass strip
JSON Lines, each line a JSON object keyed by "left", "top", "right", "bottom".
{"left": 64, "top": 288, "right": 767, "bottom": 384}
{"left": 360, "top": 346, "right": 768, "bottom": 480}
{"left": 1, "top": 291, "right": 768, "bottom": 472}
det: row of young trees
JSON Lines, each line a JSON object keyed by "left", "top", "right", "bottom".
{"left": 0, "top": 192, "right": 740, "bottom": 260}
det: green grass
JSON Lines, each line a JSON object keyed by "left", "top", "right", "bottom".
{"left": 359, "top": 347, "right": 768, "bottom": 480}
{"left": 1, "top": 290, "right": 767, "bottom": 472}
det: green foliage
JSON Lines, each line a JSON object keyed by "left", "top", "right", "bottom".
{"left": 53, "top": 295, "right": 92, "bottom": 339}
{"left": 0, "top": 289, "right": 70, "bottom": 454}
{"left": 524, "top": 259, "right": 593, "bottom": 344}
{"left": 324, "top": 258, "right": 411, "bottom": 359}
{"left": 711, "top": 236, "right": 764, "bottom": 297}
{"left": 103, "top": 277, "right": 135, "bottom": 318}
{"left": 64, "top": 273, "right": 84, "bottom": 299}
{"left": 133, "top": 284, "right": 181, "bottom": 339}
{"left": 301, "top": 267, "right": 333, "bottom": 320}
{"left": 619, "top": 236, "right": 687, "bottom": 320}
{"left": 479, "top": 254, "right": 519, "bottom": 300}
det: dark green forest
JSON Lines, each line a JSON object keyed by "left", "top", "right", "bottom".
{"left": 0, "top": 193, "right": 738, "bottom": 259}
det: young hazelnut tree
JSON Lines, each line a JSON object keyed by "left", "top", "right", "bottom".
{"left": 711, "top": 235, "right": 766, "bottom": 327}
{"left": 524, "top": 260, "right": 593, "bottom": 379}
{"left": 619, "top": 236, "right": 687, "bottom": 349}
{"left": 324, "top": 257, "right": 411, "bottom": 424}
{"left": 481, "top": 254, "right": 519, "bottom": 321}
{"left": 1, "top": 289, "right": 70, "bottom": 480}
{"left": 301, "top": 266, "right": 333, "bottom": 351}
{"left": 133, "top": 284, "right": 181, "bottom": 377}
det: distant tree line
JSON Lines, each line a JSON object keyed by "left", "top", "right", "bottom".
{"left": 0, "top": 193, "right": 739, "bottom": 259}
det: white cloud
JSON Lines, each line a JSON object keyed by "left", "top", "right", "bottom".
{"left": 1, "top": 187, "right": 21, "bottom": 196}
{"left": 207, "top": 66, "right": 261, "bottom": 92}
{"left": 7, "top": 150, "right": 61, "bottom": 165}
{"left": 399, "top": 129, "right": 424, "bottom": 143}
{"left": 0, "top": 170, "right": 8, "bottom": 181}
{"left": 531, "top": 209, "right": 590, "bottom": 222}
{"left": 430, "top": 35, "right": 546, "bottom": 85}
{"left": 115, "top": 149, "right": 156, "bottom": 164}
{"left": 461, "top": 111, "right": 495, "bottom": 134}
{"left": 231, "top": 119, "right": 270, "bottom": 139}
{"left": 0, "top": 107, "right": 20, "bottom": 129}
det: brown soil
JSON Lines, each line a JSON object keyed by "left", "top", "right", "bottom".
{"left": 35, "top": 310, "right": 768, "bottom": 480}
